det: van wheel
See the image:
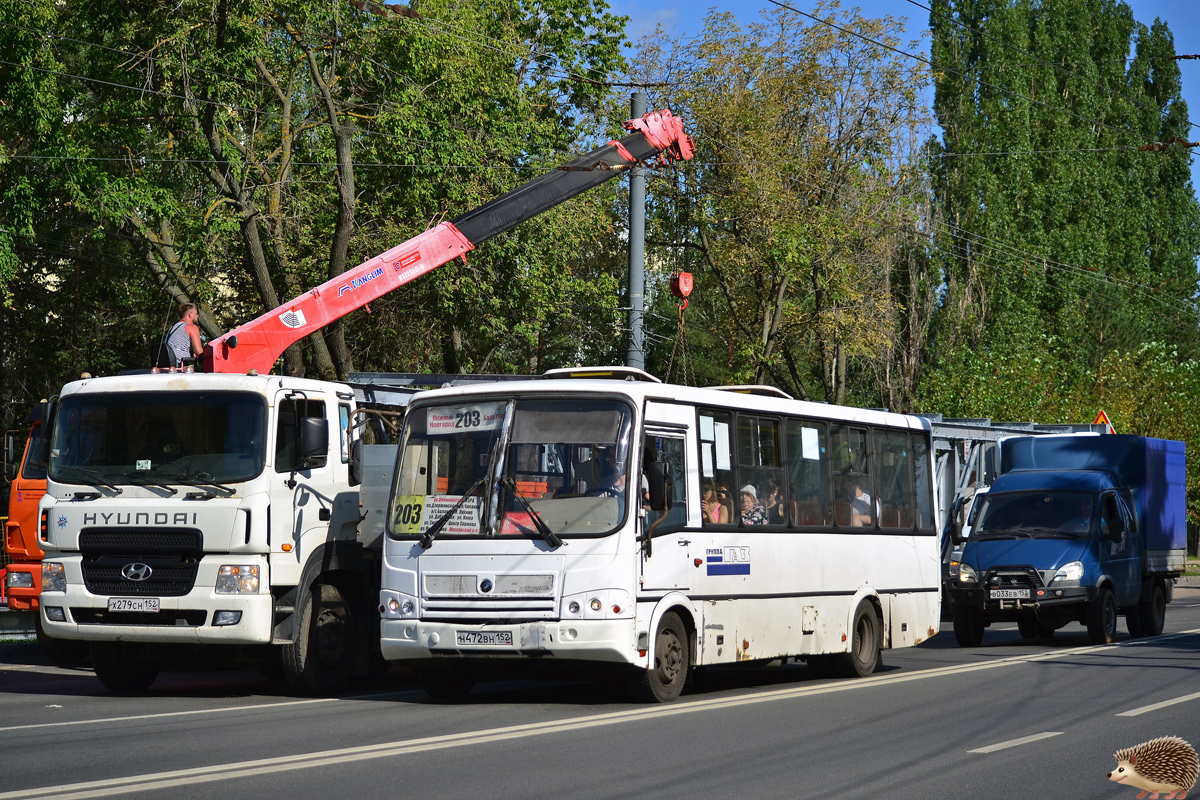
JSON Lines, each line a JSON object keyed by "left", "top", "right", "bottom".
{"left": 1086, "top": 587, "right": 1117, "bottom": 644}
{"left": 1135, "top": 583, "right": 1166, "bottom": 638}
{"left": 36, "top": 615, "right": 89, "bottom": 665}
{"left": 90, "top": 642, "right": 160, "bottom": 693}
{"left": 628, "top": 611, "right": 688, "bottom": 702}
{"left": 952, "top": 604, "right": 985, "bottom": 647}
{"left": 834, "top": 601, "right": 881, "bottom": 677}
{"left": 283, "top": 583, "right": 353, "bottom": 696}
{"left": 1017, "top": 618, "right": 1055, "bottom": 640}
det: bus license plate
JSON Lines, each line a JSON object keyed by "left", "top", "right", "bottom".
{"left": 107, "top": 597, "right": 160, "bottom": 613}
{"left": 990, "top": 589, "right": 1029, "bottom": 599}
{"left": 456, "top": 630, "right": 513, "bottom": 646}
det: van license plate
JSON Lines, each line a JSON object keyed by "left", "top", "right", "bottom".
{"left": 107, "top": 597, "right": 160, "bottom": 612}
{"left": 456, "top": 631, "right": 513, "bottom": 646}
{"left": 990, "top": 589, "right": 1029, "bottom": 599}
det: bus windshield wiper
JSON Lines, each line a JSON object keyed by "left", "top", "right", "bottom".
{"left": 420, "top": 475, "right": 487, "bottom": 550}
{"left": 502, "top": 476, "right": 562, "bottom": 548}
{"left": 119, "top": 472, "right": 179, "bottom": 495}
{"left": 56, "top": 466, "right": 122, "bottom": 494}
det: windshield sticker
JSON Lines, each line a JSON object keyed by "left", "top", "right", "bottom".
{"left": 136, "top": 459, "right": 151, "bottom": 471}
{"left": 706, "top": 546, "right": 751, "bottom": 576}
{"left": 427, "top": 404, "right": 504, "bottom": 433}
{"left": 394, "top": 494, "right": 482, "bottom": 535}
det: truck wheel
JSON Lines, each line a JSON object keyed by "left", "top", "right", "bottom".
{"left": 283, "top": 582, "right": 353, "bottom": 696}
{"left": 1086, "top": 587, "right": 1117, "bottom": 645}
{"left": 952, "top": 603, "right": 985, "bottom": 647}
{"left": 35, "top": 615, "right": 89, "bottom": 665}
{"left": 1135, "top": 583, "right": 1166, "bottom": 638}
{"left": 418, "top": 663, "right": 476, "bottom": 701}
{"left": 834, "top": 601, "right": 881, "bottom": 678}
{"left": 627, "top": 611, "right": 689, "bottom": 702}
{"left": 1017, "top": 618, "right": 1054, "bottom": 640}
{"left": 1125, "top": 611, "right": 1144, "bottom": 639}
{"left": 90, "top": 642, "right": 160, "bottom": 693}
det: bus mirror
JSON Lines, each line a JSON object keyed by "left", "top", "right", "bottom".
{"left": 299, "top": 418, "right": 329, "bottom": 466}
{"left": 647, "top": 461, "right": 671, "bottom": 511}
{"left": 349, "top": 439, "right": 363, "bottom": 487}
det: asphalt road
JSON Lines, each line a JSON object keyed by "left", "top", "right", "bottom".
{"left": 2, "top": 590, "right": 1199, "bottom": 800}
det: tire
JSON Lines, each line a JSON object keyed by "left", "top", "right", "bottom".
{"left": 1086, "top": 587, "right": 1118, "bottom": 645}
{"left": 1125, "top": 611, "right": 1144, "bottom": 639}
{"left": 833, "top": 601, "right": 881, "bottom": 678}
{"left": 628, "top": 611, "right": 689, "bottom": 702}
{"left": 283, "top": 583, "right": 354, "bottom": 696}
{"left": 1135, "top": 582, "right": 1166, "bottom": 638}
{"left": 418, "top": 663, "right": 476, "bottom": 701}
{"left": 90, "top": 642, "right": 160, "bottom": 693}
{"left": 1016, "top": 617, "right": 1055, "bottom": 640}
{"left": 952, "top": 603, "right": 985, "bottom": 647}
{"left": 36, "top": 614, "right": 89, "bottom": 665}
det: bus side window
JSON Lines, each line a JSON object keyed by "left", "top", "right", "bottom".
{"left": 645, "top": 435, "right": 687, "bottom": 531}
{"left": 875, "top": 430, "right": 914, "bottom": 529}
{"left": 784, "top": 419, "right": 830, "bottom": 527}
{"left": 737, "top": 414, "right": 784, "bottom": 526}
{"left": 831, "top": 424, "right": 873, "bottom": 528}
{"left": 912, "top": 434, "right": 934, "bottom": 530}
{"left": 699, "top": 409, "right": 735, "bottom": 527}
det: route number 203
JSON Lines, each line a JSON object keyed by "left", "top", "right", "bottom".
{"left": 454, "top": 410, "right": 481, "bottom": 428}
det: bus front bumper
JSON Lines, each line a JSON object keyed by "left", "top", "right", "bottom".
{"left": 381, "top": 618, "right": 639, "bottom": 666}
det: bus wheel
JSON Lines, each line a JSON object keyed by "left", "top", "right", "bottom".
{"left": 35, "top": 615, "right": 89, "bottom": 665}
{"left": 1135, "top": 582, "right": 1166, "bottom": 638}
{"left": 628, "top": 611, "right": 688, "bottom": 702}
{"left": 284, "top": 582, "right": 353, "bottom": 696}
{"left": 90, "top": 642, "right": 160, "bottom": 693}
{"left": 418, "top": 663, "right": 475, "bottom": 701}
{"left": 1086, "top": 587, "right": 1117, "bottom": 645}
{"left": 835, "top": 601, "right": 880, "bottom": 678}
{"left": 952, "top": 604, "right": 985, "bottom": 647}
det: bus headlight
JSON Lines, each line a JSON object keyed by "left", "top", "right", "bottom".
{"left": 1050, "top": 561, "right": 1083, "bottom": 586}
{"left": 957, "top": 563, "right": 978, "bottom": 585}
{"left": 215, "top": 565, "right": 260, "bottom": 594}
{"left": 42, "top": 562, "right": 66, "bottom": 593}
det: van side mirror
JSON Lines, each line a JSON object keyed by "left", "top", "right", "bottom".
{"left": 299, "top": 418, "right": 329, "bottom": 467}
{"left": 646, "top": 461, "right": 671, "bottom": 511}
{"left": 348, "top": 439, "right": 363, "bottom": 487}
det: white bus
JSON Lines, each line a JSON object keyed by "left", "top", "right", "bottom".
{"left": 377, "top": 368, "right": 942, "bottom": 701}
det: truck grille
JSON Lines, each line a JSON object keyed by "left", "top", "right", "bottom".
{"left": 79, "top": 527, "right": 203, "bottom": 597}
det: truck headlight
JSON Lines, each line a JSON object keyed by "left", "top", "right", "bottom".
{"left": 42, "top": 562, "right": 66, "bottom": 593}
{"left": 215, "top": 565, "right": 260, "bottom": 594}
{"left": 7, "top": 571, "right": 34, "bottom": 589}
{"left": 958, "top": 563, "right": 978, "bottom": 585}
{"left": 1050, "top": 561, "right": 1083, "bottom": 586}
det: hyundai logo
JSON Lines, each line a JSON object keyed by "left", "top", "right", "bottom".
{"left": 479, "top": 579, "right": 493, "bottom": 593}
{"left": 121, "top": 563, "right": 153, "bottom": 582}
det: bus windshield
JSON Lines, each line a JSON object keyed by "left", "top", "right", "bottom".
{"left": 49, "top": 391, "right": 267, "bottom": 486}
{"left": 389, "top": 397, "right": 634, "bottom": 542}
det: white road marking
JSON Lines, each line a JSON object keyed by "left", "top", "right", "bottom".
{"left": 968, "top": 731, "right": 1063, "bottom": 754}
{"left": 1116, "top": 691, "right": 1200, "bottom": 717}
{"left": 2, "top": 627, "right": 1198, "bottom": 799}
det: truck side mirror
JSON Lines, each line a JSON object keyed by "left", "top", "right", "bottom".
{"left": 348, "top": 439, "right": 363, "bottom": 487}
{"left": 4, "top": 431, "right": 16, "bottom": 482}
{"left": 946, "top": 496, "right": 964, "bottom": 545}
{"left": 299, "top": 417, "right": 329, "bottom": 467}
{"left": 646, "top": 461, "right": 671, "bottom": 511}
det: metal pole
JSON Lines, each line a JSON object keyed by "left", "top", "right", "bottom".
{"left": 626, "top": 91, "right": 647, "bottom": 370}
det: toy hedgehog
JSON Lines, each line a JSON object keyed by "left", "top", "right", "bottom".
{"left": 1108, "top": 736, "right": 1199, "bottom": 799}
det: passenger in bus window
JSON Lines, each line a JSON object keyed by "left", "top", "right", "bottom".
{"left": 766, "top": 478, "right": 786, "bottom": 525}
{"left": 740, "top": 485, "right": 768, "bottom": 525}
{"left": 844, "top": 476, "right": 876, "bottom": 527}
{"left": 702, "top": 481, "right": 730, "bottom": 525}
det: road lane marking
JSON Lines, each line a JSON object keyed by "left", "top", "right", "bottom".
{"left": 3, "top": 628, "right": 1199, "bottom": 799}
{"left": 1116, "top": 691, "right": 1200, "bottom": 717}
{"left": 969, "top": 731, "right": 1063, "bottom": 754}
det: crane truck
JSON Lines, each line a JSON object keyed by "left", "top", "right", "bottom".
{"left": 35, "top": 111, "right": 694, "bottom": 694}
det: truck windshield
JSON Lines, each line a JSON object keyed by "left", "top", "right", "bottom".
{"left": 975, "top": 491, "right": 1095, "bottom": 539}
{"left": 389, "top": 397, "right": 633, "bottom": 542}
{"left": 49, "top": 391, "right": 267, "bottom": 486}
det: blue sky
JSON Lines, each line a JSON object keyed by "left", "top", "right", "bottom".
{"left": 608, "top": 0, "right": 1200, "bottom": 191}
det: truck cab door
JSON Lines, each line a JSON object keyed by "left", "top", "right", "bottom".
{"left": 269, "top": 392, "right": 338, "bottom": 581}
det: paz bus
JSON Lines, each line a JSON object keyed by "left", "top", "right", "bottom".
{"left": 376, "top": 368, "right": 942, "bottom": 702}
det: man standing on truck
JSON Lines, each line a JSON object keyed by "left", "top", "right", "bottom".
{"left": 165, "top": 303, "right": 203, "bottom": 368}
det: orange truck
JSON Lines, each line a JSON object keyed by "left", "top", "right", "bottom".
{"left": 4, "top": 403, "right": 87, "bottom": 662}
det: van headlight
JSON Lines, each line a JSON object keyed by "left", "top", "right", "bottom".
{"left": 957, "top": 563, "right": 978, "bottom": 585}
{"left": 42, "top": 562, "right": 66, "bottom": 593}
{"left": 215, "top": 565, "right": 260, "bottom": 594}
{"left": 1050, "top": 561, "right": 1083, "bottom": 586}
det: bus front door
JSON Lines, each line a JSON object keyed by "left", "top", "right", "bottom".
{"left": 639, "top": 431, "right": 691, "bottom": 592}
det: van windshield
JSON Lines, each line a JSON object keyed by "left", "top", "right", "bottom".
{"left": 975, "top": 491, "right": 1094, "bottom": 539}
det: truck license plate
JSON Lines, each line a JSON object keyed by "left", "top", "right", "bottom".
{"left": 107, "top": 597, "right": 160, "bottom": 613}
{"left": 990, "top": 589, "right": 1029, "bottom": 599}
{"left": 456, "top": 630, "right": 513, "bottom": 646}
